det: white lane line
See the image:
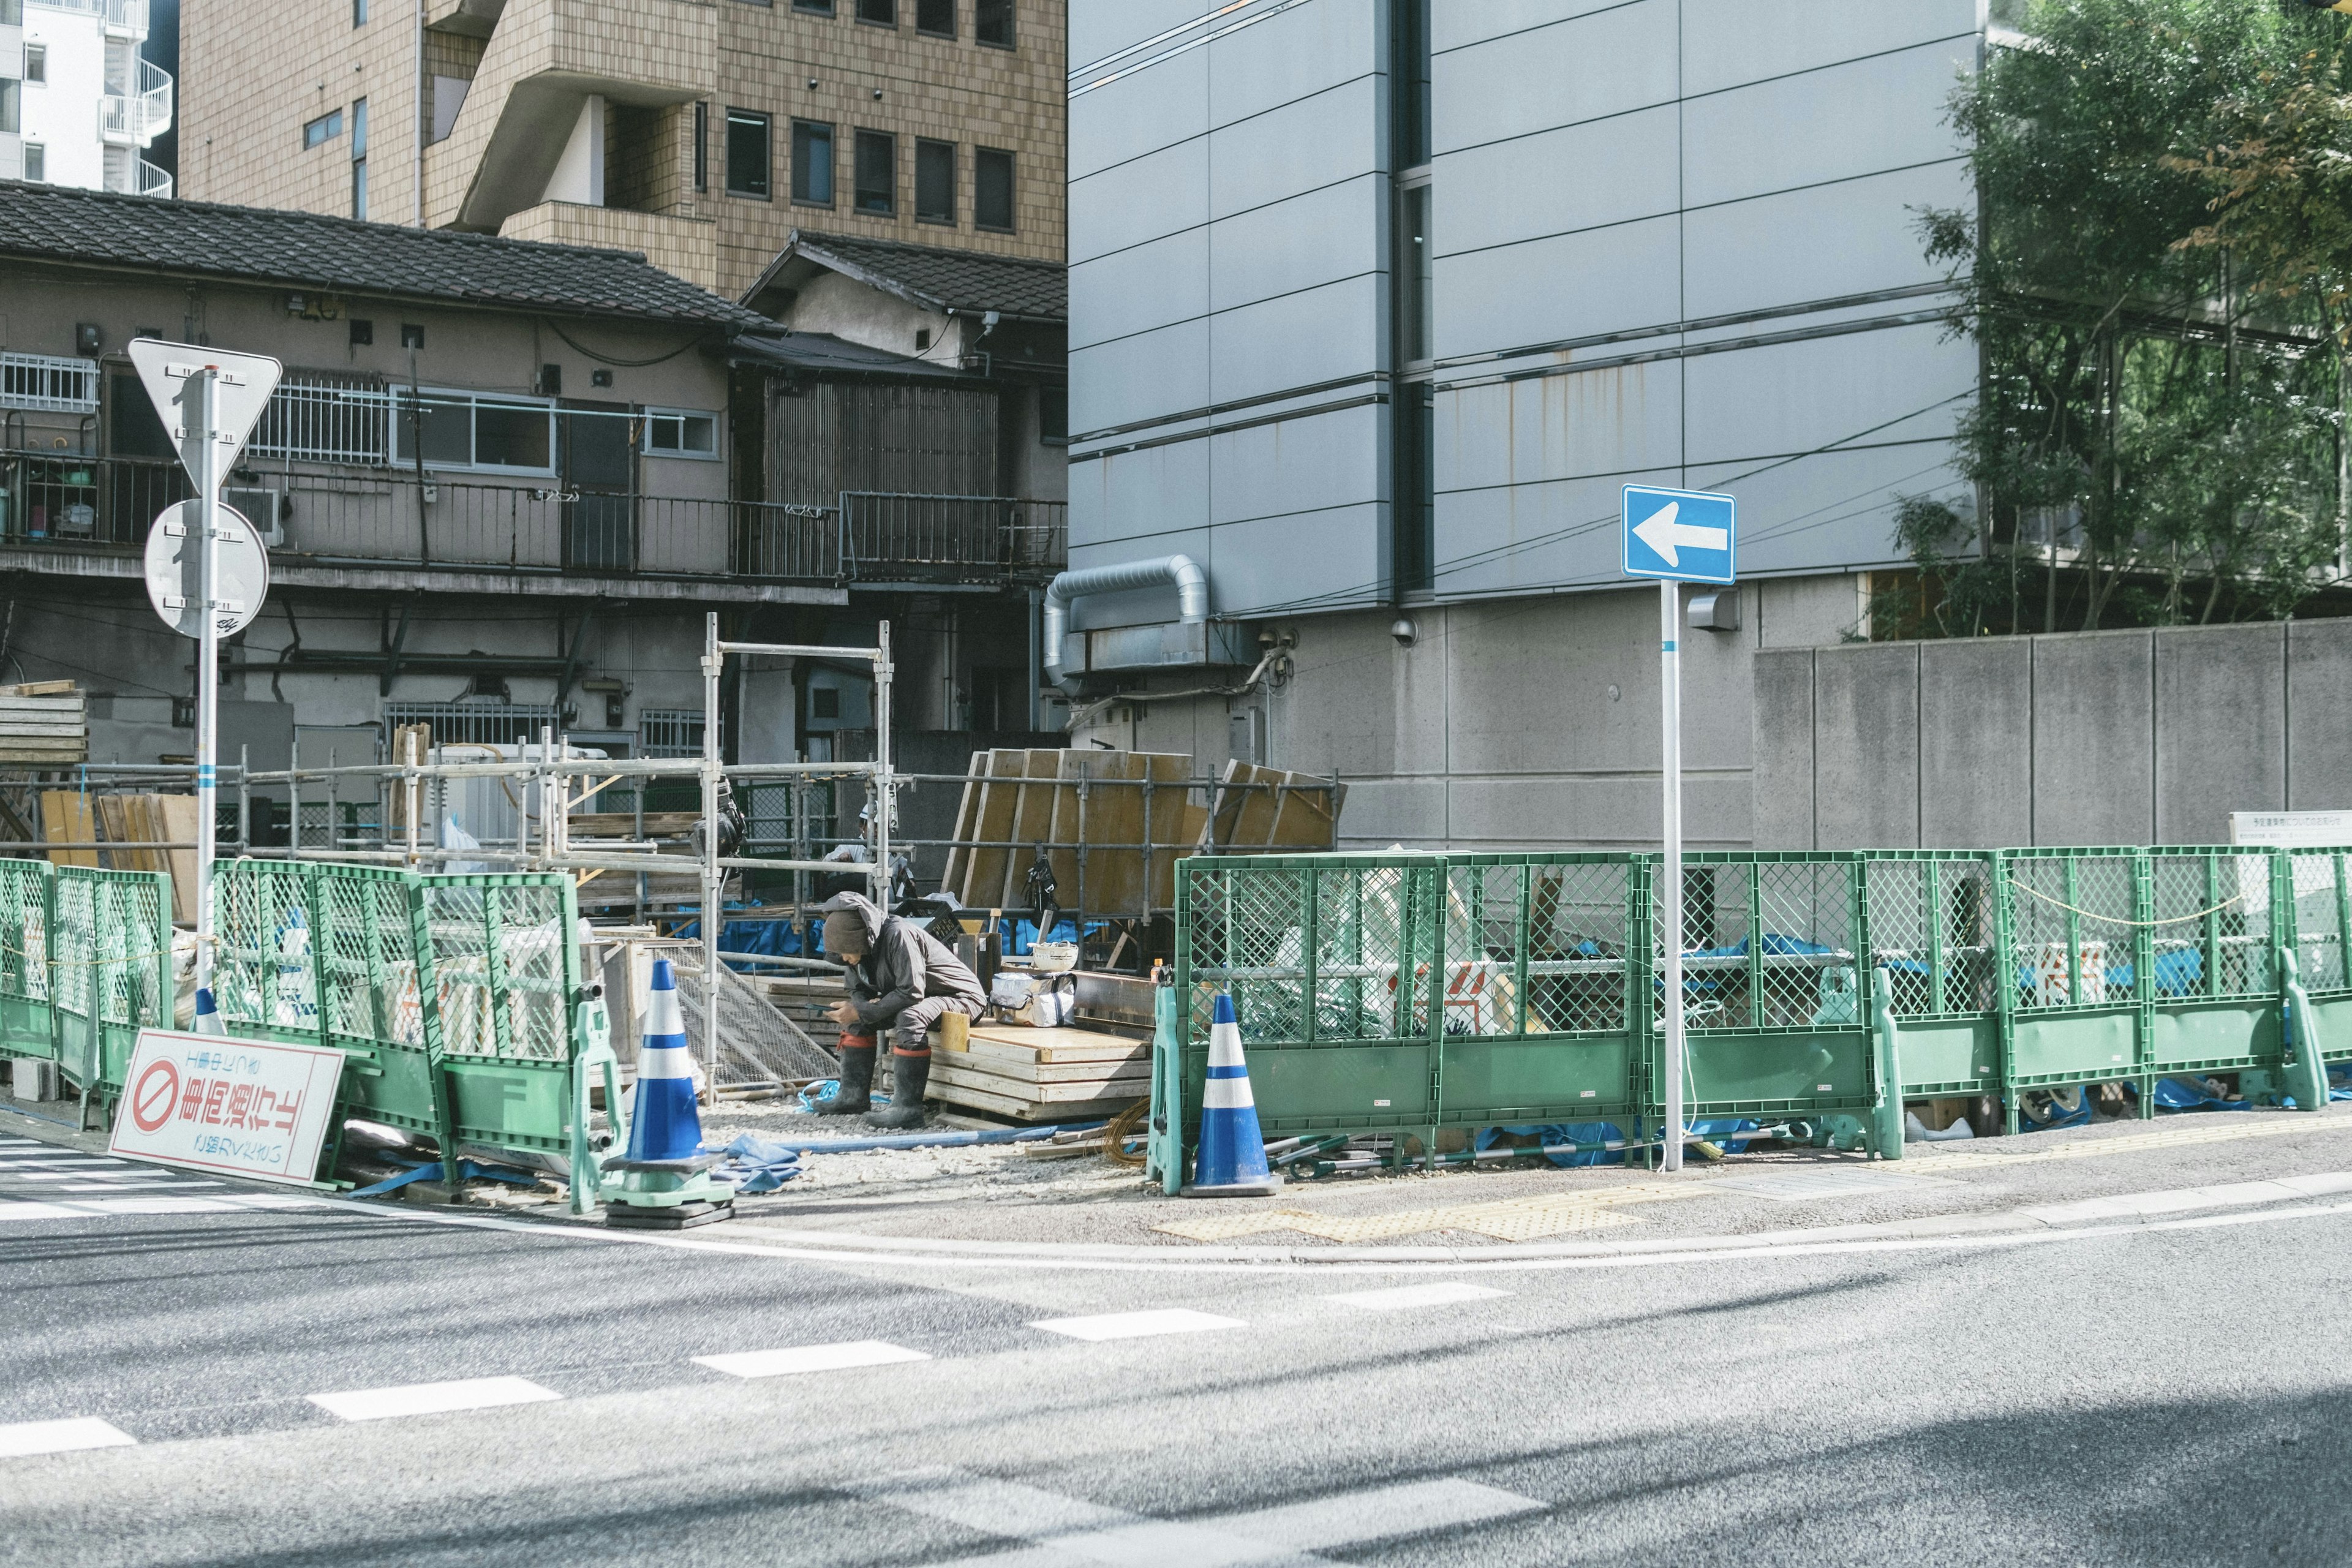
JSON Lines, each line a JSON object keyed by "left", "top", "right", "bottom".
{"left": 0, "top": 1417, "right": 138, "bottom": 1459}
{"left": 2022, "top": 1170, "right": 2352, "bottom": 1225}
{"left": 55, "top": 1197, "right": 238, "bottom": 1215}
{"left": 1210, "top": 1478, "right": 1545, "bottom": 1551}
{"left": 61, "top": 1182, "right": 225, "bottom": 1193}
{"left": 1028, "top": 1308, "right": 1245, "bottom": 1343}
{"left": 217, "top": 1194, "right": 334, "bottom": 1210}
{"left": 0, "top": 1202, "right": 88, "bottom": 1221}
{"left": 695, "top": 1340, "right": 930, "bottom": 1379}
{"left": 1324, "top": 1282, "right": 1510, "bottom": 1313}
{"left": 307, "top": 1376, "right": 560, "bottom": 1423}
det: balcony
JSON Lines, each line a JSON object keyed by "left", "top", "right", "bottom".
{"left": 99, "top": 59, "right": 174, "bottom": 146}
{"left": 29, "top": 0, "right": 150, "bottom": 34}
{"left": 0, "top": 453, "right": 1067, "bottom": 597}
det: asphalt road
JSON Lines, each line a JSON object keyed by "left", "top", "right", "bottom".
{"left": 3, "top": 1134, "right": 2351, "bottom": 1566}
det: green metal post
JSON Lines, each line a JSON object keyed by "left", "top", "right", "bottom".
{"left": 1926, "top": 859, "right": 1947, "bottom": 1016}
{"left": 1870, "top": 966, "right": 1904, "bottom": 1161}
{"left": 1512, "top": 864, "right": 1531, "bottom": 1036}
{"left": 1300, "top": 866, "right": 1319, "bottom": 1045}
{"left": 2133, "top": 853, "right": 2155, "bottom": 1118}
{"left": 2283, "top": 947, "right": 2330, "bottom": 1112}
{"left": 2064, "top": 857, "right": 2083, "bottom": 1007}
{"left": 1994, "top": 853, "right": 2021, "bottom": 1134}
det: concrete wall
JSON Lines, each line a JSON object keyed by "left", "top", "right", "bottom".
{"left": 1754, "top": 619, "right": 2352, "bottom": 850}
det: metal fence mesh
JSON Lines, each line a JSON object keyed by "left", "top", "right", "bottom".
{"left": 423, "top": 876, "right": 573, "bottom": 1061}
{"left": 2005, "top": 853, "right": 2138, "bottom": 1009}
{"left": 317, "top": 869, "right": 425, "bottom": 1049}
{"left": 1659, "top": 859, "right": 1861, "bottom": 1031}
{"left": 2290, "top": 851, "right": 2350, "bottom": 995}
{"left": 2150, "top": 851, "right": 2275, "bottom": 1000}
{"left": 0, "top": 862, "right": 49, "bottom": 1003}
{"left": 210, "top": 861, "right": 320, "bottom": 1036}
{"left": 1866, "top": 857, "right": 1998, "bottom": 1017}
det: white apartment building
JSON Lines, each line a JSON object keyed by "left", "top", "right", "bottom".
{"left": 2, "top": 0, "right": 171, "bottom": 195}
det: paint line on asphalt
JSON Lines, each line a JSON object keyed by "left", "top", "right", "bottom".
{"left": 1324, "top": 1282, "right": 1510, "bottom": 1313}
{"left": 0, "top": 1201, "right": 89, "bottom": 1221}
{"left": 0, "top": 1417, "right": 138, "bottom": 1460}
{"left": 307, "top": 1376, "right": 561, "bottom": 1423}
{"left": 2021, "top": 1170, "right": 2352, "bottom": 1226}
{"left": 60, "top": 1182, "right": 224, "bottom": 1193}
{"left": 695, "top": 1340, "right": 930, "bottom": 1379}
{"left": 1028, "top": 1308, "right": 1246, "bottom": 1342}
{"left": 1210, "top": 1477, "right": 1545, "bottom": 1551}
{"left": 58, "top": 1197, "right": 238, "bottom": 1215}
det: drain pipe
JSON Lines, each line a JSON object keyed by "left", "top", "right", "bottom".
{"left": 1040, "top": 554, "right": 1209, "bottom": 692}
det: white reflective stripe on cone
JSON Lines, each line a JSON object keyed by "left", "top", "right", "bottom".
{"left": 638, "top": 1043, "right": 695, "bottom": 1080}
{"left": 1202, "top": 1077, "right": 1256, "bottom": 1110}
{"left": 1207, "top": 1020, "right": 1246, "bottom": 1069}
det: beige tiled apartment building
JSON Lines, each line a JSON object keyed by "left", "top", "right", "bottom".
{"left": 179, "top": 0, "right": 1065, "bottom": 296}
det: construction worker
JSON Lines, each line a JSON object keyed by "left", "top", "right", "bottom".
{"left": 813, "top": 889, "right": 986, "bottom": 1129}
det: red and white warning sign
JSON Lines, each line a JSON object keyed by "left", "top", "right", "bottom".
{"left": 110, "top": 1028, "right": 344, "bottom": 1185}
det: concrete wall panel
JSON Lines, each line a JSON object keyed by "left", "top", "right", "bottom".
{"left": 2032, "top": 633, "right": 2155, "bottom": 846}
{"left": 1070, "top": 0, "right": 1204, "bottom": 73}
{"left": 1070, "top": 138, "right": 1207, "bottom": 264}
{"left": 1687, "top": 439, "right": 1966, "bottom": 579}
{"left": 2289, "top": 618, "right": 2352, "bottom": 812}
{"left": 1438, "top": 1, "right": 1678, "bottom": 155}
{"left": 1681, "top": 39, "right": 1974, "bottom": 210}
{"left": 1066, "top": 525, "right": 1215, "bottom": 630}
{"left": 1069, "top": 318, "right": 1209, "bottom": 435}
{"left": 1684, "top": 323, "right": 1972, "bottom": 469}
{"left": 1435, "top": 469, "right": 1682, "bottom": 598}
{"left": 1207, "top": 77, "right": 1378, "bottom": 220}
{"left": 1210, "top": 402, "right": 1382, "bottom": 527}
{"left": 1208, "top": 502, "right": 1384, "bottom": 620}
{"left": 1681, "top": 160, "right": 1970, "bottom": 320}
{"left": 1208, "top": 174, "right": 1385, "bottom": 317}
{"left": 1435, "top": 0, "right": 1645, "bottom": 54}
{"left": 1070, "top": 438, "right": 1210, "bottom": 552}
{"left": 1070, "top": 227, "right": 1210, "bottom": 353}
{"left": 1206, "top": 273, "right": 1382, "bottom": 405}
{"left": 1069, "top": 45, "right": 1206, "bottom": 181}
{"left": 1918, "top": 638, "right": 2032, "bottom": 849}
{"left": 2155, "top": 622, "right": 2286, "bottom": 843}
{"left": 1812, "top": 643, "right": 1920, "bottom": 850}
{"left": 1752, "top": 649, "right": 1815, "bottom": 850}
{"left": 1206, "top": 0, "right": 1377, "bottom": 129}
{"left": 1436, "top": 214, "right": 1681, "bottom": 363}
{"left": 1681, "top": 0, "right": 1979, "bottom": 97}
{"left": 1440, "top": 360, "right": 1684, "bottom": 494}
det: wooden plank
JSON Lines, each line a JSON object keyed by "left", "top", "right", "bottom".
{"left": 965, "top": 748, "right": 1026, "bottom": 909}
{"left": 0, "top": 680, "right": 76, "bottom": 698}
{"left": 1001, "top": 748, "right": 1063, "bottom": 910}
{"left": 0, "top": 722, "right": 94, "bottom": 737}
{"left": 924, "top": 1074, "right": 1146, "bottom": 1120}
{"left": 39, "top": 791, "right": 98, "bottom": 868}
{"left": 964, "top": 1023, "right": 1153, "bottom": 1063}
{"left": 155, "top": 794, "right": 200, "bottom": 926}
{"left": 566, "top": 812, "right": 702, "bottom": 838}
{"left": 939, "top": 1053, "right": 1150, "bottom": 1085}
{"left": 938, "top": 749, "right": 987, "bottom": 905}
{"left": 0, "top": 748, "right": 90, "bottom": 764}
{"left": 932, "top": 1062, "right": 1150, "bottom": 1102}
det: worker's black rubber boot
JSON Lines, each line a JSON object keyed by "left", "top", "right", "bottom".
{"left": 865, "top": 1050, "right": 930, "bottom": 1129}
{"left": 822, "top": 1041, "right": 875, "bottom": 1115}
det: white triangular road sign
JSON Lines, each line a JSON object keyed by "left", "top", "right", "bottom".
{"left": 126, "top": 339, "right": 284, "bottom": 483}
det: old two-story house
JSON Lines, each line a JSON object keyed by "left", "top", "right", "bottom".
{"left": 0, "top": 179, "right": 1063, "bottom": 853}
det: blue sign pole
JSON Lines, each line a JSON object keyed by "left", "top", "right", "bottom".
{"left": 1623, "top": 486, "right": 1736, "bottom": 1174}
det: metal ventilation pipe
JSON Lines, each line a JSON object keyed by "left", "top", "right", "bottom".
{"left": 1040, "top": 554, "right": 1210, "bottom": 690}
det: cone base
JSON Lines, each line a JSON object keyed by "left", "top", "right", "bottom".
{"left": 606, "top": 1199, "right": 733, "bottom": 1230}
{"left": 1180, "top": 1175, "right": 1284, "bottom": 1199}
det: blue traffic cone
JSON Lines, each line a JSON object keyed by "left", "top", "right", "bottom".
{"left": 1182, "top": 992, "right": 1282, "bottom": 1197}
{"left": 601, "top": 959, "right": 733, "bottom": 1229}
{"left": 193, "top": 986, "right": 224, "bottom": 1037}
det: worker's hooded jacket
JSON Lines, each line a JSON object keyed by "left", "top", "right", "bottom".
{"left": 815, "top": 891, "right": 986, "bottom": 1029}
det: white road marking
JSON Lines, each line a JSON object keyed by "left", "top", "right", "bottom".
{"left": 2021, "top": 1170, "right": 2352, "bottom": 1225}
{"left": 61, "top": 1182, "right": 223, "bottom": 1193}
{"left": 1324, "top": 1282, "right": 1509, "bottom": 1313}
{"left": 865, "top": 1469, "right": 1547, "bottom": 1567}
{"left": 0, "top": 1417, "right": 137, "bottom": 1459}
{"left": 1708, "top": 1167, "right": 1951, "bottom": 1202}
{"left": 1028, "top": 1308, "right": 1246, "bottom": 1342}
{"left": 54, "top": 1197, "right": 237, "bottom": 1214}
{"left": 695, "top": 1340, "right": 930, "bottom": 1379}
{"left": 0, "top": 1202, "right": 87, "bottom": 1221}
{"left": 307, "top": 1375, "right": 560, "bottom": 1422}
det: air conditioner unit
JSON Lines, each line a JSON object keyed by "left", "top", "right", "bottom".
{"left": 222, "top": 484, "right": 287, "bottom": 548}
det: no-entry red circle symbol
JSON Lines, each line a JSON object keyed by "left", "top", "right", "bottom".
{"left": 129, "top": 1059, "right": 179, "bottom": 1134}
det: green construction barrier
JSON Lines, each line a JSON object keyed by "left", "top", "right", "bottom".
{"left": 0, "top": 859, "right": 55, "bottom": 1061}
{"left": 315, "top": 862, "right": 460, "bottom": 1183}
{"left": 211, "top": 858, "right": 326, "bottom": 1049}
{"left": 2286, "top": 848, "right": 2352, "bottom": 1071}
{"left": 1865, "top": 851, "right": 2004, "bottom": 1103}
{"left": 51, "top": 864, "right": 173, "bottom": 1104}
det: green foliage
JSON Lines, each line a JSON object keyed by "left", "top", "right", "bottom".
{"left": 1914, "top": 0, "right": 2350, "bottom": 636}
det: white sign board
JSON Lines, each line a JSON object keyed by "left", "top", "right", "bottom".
{"left": 143, "top": 499, "right": 268, "bottom": 639}
{"left": 110, "top": 1028, "right": 344, "bottom": 1185}
{"left": 125, "top": 339, "right": 283, "bottom": 483}
{"left": 2231, "top": 812, "right": 2352, "bottom": 848}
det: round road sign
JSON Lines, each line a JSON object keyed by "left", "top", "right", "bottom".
{"left": 129, "top": 1058, "right": 180, "bottom": 1134}
{"left": 143, "top": 499, "right": 270, "bottom": 640}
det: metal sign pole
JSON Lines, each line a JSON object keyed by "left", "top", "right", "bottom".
{"left": 701, "top": 611, "right": 722, "bottom": 1090}
{"left": 192, "top": 368, "right": 220, "bottom": 996}
{"left": 872, "top": 620, "right": 892, "bottom": 911}
{"left": 1659, "top": 577, "right": 1684, "bottom": 1173}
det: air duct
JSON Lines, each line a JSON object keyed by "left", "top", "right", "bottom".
{"left": 1041, "top": 555, "right": 1210, "bottom": 691}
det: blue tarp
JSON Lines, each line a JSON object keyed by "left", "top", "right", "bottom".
{"left": 2013, "top": 949, "right": 2204, "bottom": 999}
{"left": 1474, "top": 1116, "right": 1760, "bottom": 1166}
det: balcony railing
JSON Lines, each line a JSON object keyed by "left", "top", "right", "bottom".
{"left": 0, "top": 453, "right": 1068, "bottom": 586}
{"left": 99, "top": 59, "right": 174, "bottom": 145}
{"left": 31, "top": 0, "right": 149, "bottom": 31}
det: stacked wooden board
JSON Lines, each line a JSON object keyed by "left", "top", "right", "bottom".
{"left": 928, "top": 1022, "right": 1150, "bottom": 1121}
{"left": 0, "top": 681, "right": 86, "bottom": 767}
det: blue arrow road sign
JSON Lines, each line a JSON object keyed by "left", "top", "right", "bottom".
{"left": 1622, "top": 485, "right": 1736, "bottom": 585}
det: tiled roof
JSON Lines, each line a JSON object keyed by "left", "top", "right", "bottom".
{"left": 0, "top": 181, "right": 769, "bottom": 330}
{"left": 763, "top": 230, "right": 1065, "bottom": 322}
{"left": 731, "top": 330, "right": 971, "bottom": 381}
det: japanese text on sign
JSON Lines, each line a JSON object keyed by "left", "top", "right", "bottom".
{"left": 111, "top": 1027, "right": 344, "bottom": 1185}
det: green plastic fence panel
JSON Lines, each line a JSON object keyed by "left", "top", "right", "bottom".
{"left": 2144, "top": 847, "right": 2283, "bottom": 1078}
{"left": 2286, "top": 849, "right": 2352, "bottom": 1065}
{"left": 314, "top": 864, "right": 458, "bottom": 1164}
{"left": 209, "top": 859, "right": 327, "bottom": 1048}
{"left": 51, "top": 865, "right": 172, "bottom": 1099}
{"left": 421, "top": 872, "right": 584, "bottom": 1160}
{"left": 1175, "top": 853, "right": 1444, "bottom": 1151}
{"left": 1864, "top": 852, "right": 2003, "bottom": 1099}
{"left": 1652, "top": 853, "right": 1875, "bottom": 1122}
{"left": 1431, "top": 855, "right": 1643, "bottom": 1128}
{"left": 1994, "top": 848, "right": 2150, "bottom": 1098}
{"left": 0, "top": 858, "right": 55, "bottom": 1061}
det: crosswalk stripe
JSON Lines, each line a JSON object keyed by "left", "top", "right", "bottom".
{"left": 307, "top": 1376, "right": 560, "bottom": 1422}
{"left": 0, "top": 1417, "right": 138, "bottom": 1459}
{"left": 695, "top": 1340, "right": 930, "bottom": 1379}
{"left": 1323, "top": 1283, "right": 1510, "bottom": 1313}
{"left": 1028, "top": 1308, "right": 1245, "bottom": 1343}
{"left": 1208, "top": 1478, "right": 1545, "bottom": 1551}
{"left": 0, "top": 1202, "right": 86, "bottom": 1222}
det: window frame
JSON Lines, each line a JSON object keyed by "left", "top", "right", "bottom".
{"left": 0, "top": 80, "right": 16, "bottom": 137}
{"left": 23, "top": 45, "right": 44, "bottom": 86}
{"left": 791, "top": 118, "right": 835, "bottom": 206}
{"left": 913, "top": 137, "right": 956, "bottom": 225}
{"left": 640, "top": 406, "right": 722, "bottom": 461}
{"left": 725, "top": 107, "right": 773, "bottom": 200}
{"left": 353, "top": 0, "right": 368, "bottom": 23}
{"left": 791, "top": 0, "right": 835, "bottom": 12}
{"left": 693, "top": 102, "right": 709, "bottom": 193}
{"left": 973, "top": 145, "right": 1014, "bottom": 232}
{"left": 303, "top": 108, "right": 344, "bottom": 150}
{"left": 852, "top": 128, "right": 896, "bottom": 216}
{"left": 389, "top": 387, "right": 559, "bottom": 477}
{"left": 855, "top": 0, "right": 896, "bottom": 23}
{"left": 974, "top": 0, "right": 1012, "bottom": 49}
{"left": 915, "top": 0, "right": 953, "bottom": 37}
{"left": 23, "top": 142, "right": 43, "bottom": 182}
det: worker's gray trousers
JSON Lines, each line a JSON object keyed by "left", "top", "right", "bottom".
{"left": 889, "top": 993, "right": 986, "bottom": 1055}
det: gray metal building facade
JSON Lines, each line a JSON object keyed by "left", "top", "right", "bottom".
{"left": 1065, "top": 1, "right": 1983, "bottom": 849}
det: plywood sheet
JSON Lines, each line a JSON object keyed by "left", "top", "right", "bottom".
{"left": 1002, "top": 748, "right": 1065, "bottom": 910}
{"left": 960, "top": 749, "right": 1028, "bottom": 909}
{"left": 154, "top": 794, "right": 199, "bottom": 926}
{"left": 39, "top": 791, "right": 97, "bottom": 868}
{"left": 938, "top": 749, "right": 987, "bottom": 903}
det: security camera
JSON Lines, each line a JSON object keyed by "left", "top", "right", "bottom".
{"left": 1390, "top": 616, "right": 1417, "bottom": 648}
